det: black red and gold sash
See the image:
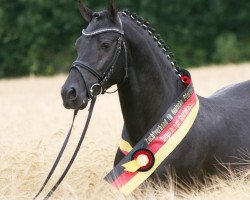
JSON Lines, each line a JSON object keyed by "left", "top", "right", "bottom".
{"left": 104, "top": 74, "right": 199, "bottom": 195}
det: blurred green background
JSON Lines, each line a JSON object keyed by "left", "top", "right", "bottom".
{"left": 0, "top": 0, "right": 249, "bottom": 78}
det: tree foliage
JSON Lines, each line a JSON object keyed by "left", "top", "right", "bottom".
{"left": 0, "top": 0, "right": 249, "bottom": 77}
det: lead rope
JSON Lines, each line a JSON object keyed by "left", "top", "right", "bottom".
{"left": 33, "top": 97, "right": 97, "bottom": 200}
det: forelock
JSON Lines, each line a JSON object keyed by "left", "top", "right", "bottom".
{"left": 85, "top": 11, "right": 118, "bottom": 32}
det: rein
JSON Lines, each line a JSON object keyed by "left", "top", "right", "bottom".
{"left": 34, "top": 16, "right": 127, "bottom": 200}
{"left": 33, "top": 98, "right": 96, "bottom": 200}
{"left": 33, "top": 110, "right": 78, "bottom": 200}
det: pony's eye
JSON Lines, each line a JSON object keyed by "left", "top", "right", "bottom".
{"left": 101, "top": 42, "right": 111, "bottom": 49}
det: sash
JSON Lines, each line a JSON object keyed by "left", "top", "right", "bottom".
{"left": 104, "top": 79, "right": 199, "bottom": 195}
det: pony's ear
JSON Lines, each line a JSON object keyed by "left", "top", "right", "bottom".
{"left": 107, "top": 0, "right": 118, "bottom": 23}
{"left": 78, "top": 0, "right": 93, "bottom": 22}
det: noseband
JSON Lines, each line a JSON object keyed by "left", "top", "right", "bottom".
{"left": 70, "top": 16, "right": 128, "bottom": 99}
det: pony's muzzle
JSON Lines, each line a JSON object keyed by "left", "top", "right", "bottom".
{"left": 61, "top": 84, "right": 88, "bottom": 110}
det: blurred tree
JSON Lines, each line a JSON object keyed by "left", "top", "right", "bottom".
{"left": 213, "top": 33, "right": 240, "bottom": 63}
{"left": 0, "top": 0, "right": 249, "bottom": 77}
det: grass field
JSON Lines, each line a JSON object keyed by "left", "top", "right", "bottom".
{"left": 0, "top": 63, "right": 250, "bottom": 200}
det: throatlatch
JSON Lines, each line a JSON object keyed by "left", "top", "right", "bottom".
{"left": 104, "top": 70, "right": 199, "bottom": 195}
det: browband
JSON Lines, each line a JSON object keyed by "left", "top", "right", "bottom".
{"left": 82, "top": 28, "right": 124, "bottom": 37}
{"left": 82, "top": 15, "right": 124, "bottom": 37}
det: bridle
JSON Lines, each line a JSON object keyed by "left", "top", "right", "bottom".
{"left": 70, "top": 15, "right": 128, "bottom": 99}
{"left": 33, "top": 15, "right": 129, "bottom": 200}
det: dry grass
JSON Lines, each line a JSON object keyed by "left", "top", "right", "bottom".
{"left": 0, "top": 63, "right": 249, "bottom": 200}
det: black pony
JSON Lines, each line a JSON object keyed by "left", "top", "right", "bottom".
{"left": 61, "top": 0, "right": 250, "bottom": 182}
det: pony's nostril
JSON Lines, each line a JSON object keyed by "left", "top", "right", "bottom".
{"left": 68, "top": 87, "right": 77, "bottom": 100}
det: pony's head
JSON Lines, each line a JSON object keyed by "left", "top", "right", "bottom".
{"left": 61, "top": 0, "right": 127, "bottom": 110}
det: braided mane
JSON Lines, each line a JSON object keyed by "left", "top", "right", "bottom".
{"left": 121, "top": 9, "right": 182, "bottom": 76}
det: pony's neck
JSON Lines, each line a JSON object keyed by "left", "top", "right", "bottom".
{"left": 118, "top": 16, "right": 184, "bottom": 146}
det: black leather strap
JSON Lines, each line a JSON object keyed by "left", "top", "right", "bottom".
{"left": 33, "top": 110, "right": 78, "bottom": 200}
{"left": 33, "top": 98, "right": 96, "bottom": 200}
{"left": 72, "top": 61, "right": 102, "bottom": 80}
{"left": 42, "top": 98, "right": 96, "bottom": 200}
